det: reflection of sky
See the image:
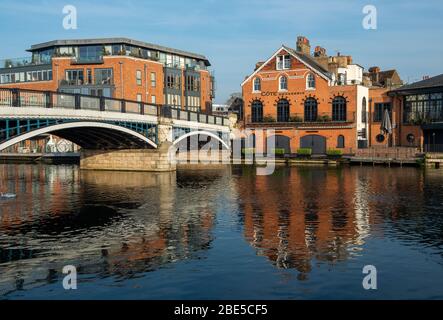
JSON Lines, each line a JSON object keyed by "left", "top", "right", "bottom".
{"left": 0, "top": 0, "right": 442, "bottom": 102}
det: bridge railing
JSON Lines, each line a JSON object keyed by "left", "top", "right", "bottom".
{"left": 0, "top": 87, "right": 229, "bottom": 126}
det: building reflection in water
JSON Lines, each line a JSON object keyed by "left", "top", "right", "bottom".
{"left": 0, "top": 165, "right": 229, "bottom": 296}
{"left": 235, "top": 166, "right": 429, "bottom": 280}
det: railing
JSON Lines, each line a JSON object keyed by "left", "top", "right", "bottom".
{"left": 355, "top": 147, "right": 420, "bottom": 160}
{"left": 0, "top": 87, "right": 229, "bottom": 126}
{"left": 403, "top": 112, "right": 443, "bottom": 125}
{"left": 59, "top": 79, "right": 114, "bottom": 86}
{"left": 246, "top": 112, "right": 356, "bottom": 125}
{"left": 71, "top": 56, "right": 104, "bottom": 64}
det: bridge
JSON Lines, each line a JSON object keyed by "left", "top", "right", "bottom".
{"left": 0, "top": 88, "right": 231, "bottom": 171}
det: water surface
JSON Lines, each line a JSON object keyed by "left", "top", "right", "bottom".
{"left": 1, "top": 164, "right": 443, "bottom": 299}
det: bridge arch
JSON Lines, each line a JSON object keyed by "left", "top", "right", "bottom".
{"left": 173, "top": 130, "right": 230, "bottom": 150}
{"left": 0, "top": 121, "right": 157, "bottom": 151}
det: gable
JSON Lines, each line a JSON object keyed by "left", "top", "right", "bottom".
{"left": 242, "top": 46, "right": 331, "bottom": 87}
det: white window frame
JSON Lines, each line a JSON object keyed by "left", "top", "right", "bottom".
{"left": 279, "top": 75, "right": 288, "bottom": 91}
{"left": 253, "top": 77, "right": 261, "bottom": 92}
{"left": 306, "top": 73, "right": 316, "bottom": 90}
{"left": 276, "top": 55, "right": 291, "bottom": 70}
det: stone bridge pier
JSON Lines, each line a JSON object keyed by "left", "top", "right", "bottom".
{"left": 80, "top": 118, "right": 176, "bottom": 172}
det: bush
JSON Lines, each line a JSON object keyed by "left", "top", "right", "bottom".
{"left": 242, "top": 148, "right": 255, "bottom": 155}
{"left": 289, "top": 116, "right": 303, "bottom": 122}
{"left": 297, "top": 148, "right": 312, "bottom": 156}
{"left": 327, "top": 149, "right": 343, "bottom": 157}
{"left": 318, "top": 115, "right": 331, "bottom": 122}
{"left": 263, "top": 115, "right": 276, "bottom": 122}
{"left": 272, "top": 148, "right": 286, "bottom": 155}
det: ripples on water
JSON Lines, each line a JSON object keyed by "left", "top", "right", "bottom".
{"left": 0, "top": 164, "right": 443, "bottom": 299}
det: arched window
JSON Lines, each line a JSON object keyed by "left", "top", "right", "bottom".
{"left": 253, "top": 77, "right": 261, "bottom": 92}
{"left": 362, "top": 97, "right": 367, "bottom": 122}
{"left": 304, "top": 98, "right": 318, "bottom": 122}
{"left": 337, "top": 135, "right": 345, "bottom": 148}
{"left": 332, "top": 96, "right": 347, "bottom": 121}
{"left": 279, "top": 76, "right": 288, "bottom": 91}
{"left": 306, "top": 73, "right": 316, "bottom": 89}
{"left": 277, "top": 99, "right": 290, "bottom": 122}
{"left": 251, "top": 100, "right": 263, "bottom": 123}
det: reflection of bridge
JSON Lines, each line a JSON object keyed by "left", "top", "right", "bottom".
{"left": 0, "top": 88, "right": 231, "bottom": 171}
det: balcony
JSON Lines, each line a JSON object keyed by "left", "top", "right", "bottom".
{"left": 246, "top": 112, "right": 356, "bottom": 127}
{"left": 403, "top": 111, "right": 443, "bottom": 125}
{"left": 59, "top": 78, "right": 114, "bottom": 86}
{"left": 0, "top": 57, "right": 50, "bottom": 70}
{"left": 71, "top": 56, "right": 104, "bottom": 65}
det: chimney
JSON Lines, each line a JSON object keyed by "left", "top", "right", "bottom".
{"left": 255, "top": 61, "right": 264, "bottom": 71}
{"left": 296, "top": 36, "right": 311, "bottom": 56}
{"left": 313, "top": 46, "right": 326, "bottom": 57}
{"left": 368, "top": 66, "right": 380, "bottom": 84}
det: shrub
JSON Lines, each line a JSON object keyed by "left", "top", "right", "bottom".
{"left": 318, "top": 115, "right": 331, "bottom": 122}
{"left": 272, "top": 148, "right": 286, "bottom": 155}
{"left": 263, "top": 115, "right": 276, "bottom": 123}
{"left": 242, "top": 148, "right": 255, "bottom": 155}
{"left": 297, "top": 148, "right": 312, "bottom": 156}
{"left": 289, "top": 116, "right": 303, "bottom": 122}
{"left": 327, "top": 149, "right": 343, "bottom": 157}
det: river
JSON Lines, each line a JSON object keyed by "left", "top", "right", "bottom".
{"left": 1, "top": 164, "right": 443, "bottom": 299}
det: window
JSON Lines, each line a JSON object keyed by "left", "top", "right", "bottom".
{"left": 404, "top": 93, "right": 443, "bottom": 123}
{"left": 86, "top": 69, "right": 92, "bottom": 84}
{"left": 136, "top": 70, "right": 142, "bottom": 85}
{"left": 362, "top": 97, "right": 367, "bottom": 122}
{"left": 66, "top": 69, "right": 84, "bottom": 85}
{"left": 277, "top": 99, "right": 290, "bottom": 122}
{"left": 374, "top": 103, "right": 391, "bottom": 122}
{"left": 277, "top": 55, "right": 291, "bottom": 70}
{"left": 151, "top": 95, "right": 156, "bottom": 104}
{"left": 136, "top": 94, "right": 142, "bottom": 102}
{"left": 304, "top": 98, "right": 318, "bottom": 122}
{"left": 95, "top": 68, "right": 112, "bottom": 85}
{"left": 251, "top": 100, "right": 263, "bottom": 123}
{"left": 78, "top": 46, "right": 103, "bottom": 62}
{"left": 337, "top": 135, "right": 345, "bottom": 148}
{"left": 253, "top": 77, "right": 261, "bottom": 92}
{"left": 151, "top": 72, "right": 156, "bottom": 88}
{"left": 279, "top": 76, "right": 288, "bottom": 91}
{"left": 332, "top": 97, "right": 347, "bottom": 121}
{"left": 306, "top": 74, "right": 315, "bottom": 89}
{"left": 186, "top": 75, "right": 200, "bottom": 92}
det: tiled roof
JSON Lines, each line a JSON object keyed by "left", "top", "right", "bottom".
{"left": 282, "top": 45, "right": 331, "bottom": 79}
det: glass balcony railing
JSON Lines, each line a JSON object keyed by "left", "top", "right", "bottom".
{"left": 0, "top": 57, "right": 49, "bottom": 69}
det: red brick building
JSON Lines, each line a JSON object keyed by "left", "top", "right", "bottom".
{"left": 0, "top": 38, "right": 215, "bottom": 112}
{"left": 241, "top": 37, "right": 370, "bottom": 155}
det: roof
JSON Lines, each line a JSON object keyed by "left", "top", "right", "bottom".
{"left": 241, "top": 45, "right": 332, "bottom": 87}
{"left": 392, "top": 73, "right": 443, "bottom": 92}
{"left": 282, "top": 45, "right": 331, "bottom": 79}
{"left": 27, "top": 37, "right": 210, "bottom": 66}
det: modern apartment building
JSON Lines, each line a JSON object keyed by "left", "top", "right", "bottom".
{"left": 0, "top": 38, "right": 215, "bottom": 112}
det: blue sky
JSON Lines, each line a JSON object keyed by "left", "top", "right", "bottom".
{"left": 0, "top": 0, "right": 442, "bottom": 103}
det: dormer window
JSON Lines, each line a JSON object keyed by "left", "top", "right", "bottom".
{"left": 306, "top": 73, "right": 316, "bottom": 89}
{"left": 279, "top": 76, "right": 288, "bottom": 91}
{"left": 277, "top": 55, "right": 291, "bottom": 70}
{"left": 253, "top": 77, "right": 261, "bottom": 92}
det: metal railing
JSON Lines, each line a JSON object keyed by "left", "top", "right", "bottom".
{"left": 403, "top": 112, "right": 443, "bottom": 125}
{"left": 246, "top": 112, "right": 356, "bottom": 125}
{"left": 0, "top": 87, "right": 229, "bottom": 126}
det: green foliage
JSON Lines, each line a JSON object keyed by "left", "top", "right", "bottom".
{"left": 297, "top": 148, "right": 312, "bottom": 156}
{"left": 242, "top": 148, "right": 256, "bottom": 155}
{"left": 272, "top": 148, "right": 286, "bottom": 155}
{"left": 327, "top": 149, "right": 343, "bottom": 156}
{"left": 263, "top": 115, "right": 276, "bottom": 122}
{"left": 318, "top": 115, "right": 331, "bottom": 122}
{"left": 289, "top": 116, "right": 303, "bottom": 122}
